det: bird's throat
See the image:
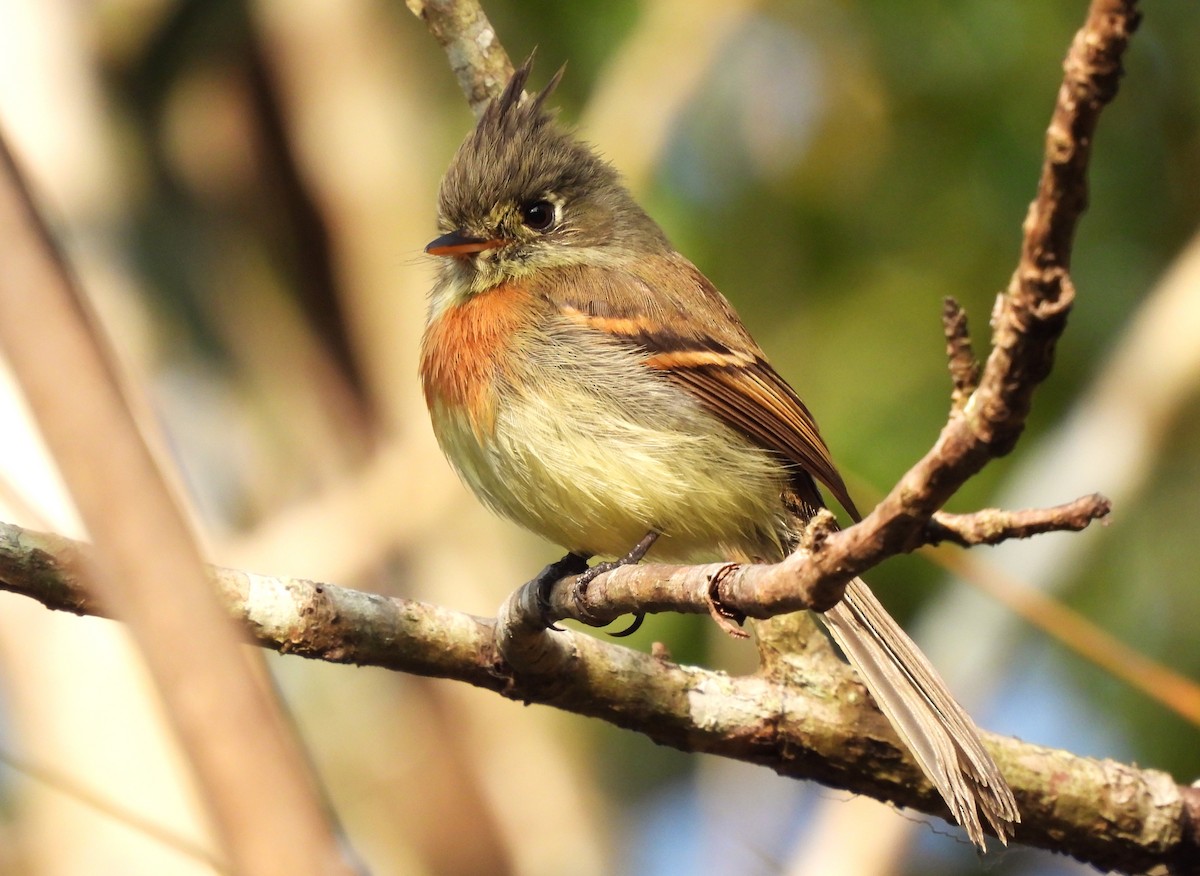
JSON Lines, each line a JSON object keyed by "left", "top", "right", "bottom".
{"left": 419, "top": 281, "right": 535, "bottom": 437}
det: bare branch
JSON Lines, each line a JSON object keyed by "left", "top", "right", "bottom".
{"left": 926, "top": 494, "right": 1112, "bottom": 547}
{"left": 495, "top": 494, "right": 1114, "bottom": 637}
{"left": 0, "top": 519, "right": 1195, "bottom": 873}
{"left": 491, "top": 488, "right": 1114, "bottom": 635}
{"left": 406, "top": 0, "right": 513, "bottom": 116}
{"left": 804, "top": 0, "right": 1141, "bottom": 569}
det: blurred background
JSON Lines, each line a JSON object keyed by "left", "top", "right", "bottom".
{"left": 0, "top": 0, "right": 1197, "bottom": 873}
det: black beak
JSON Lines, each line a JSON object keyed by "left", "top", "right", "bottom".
{"left": 425, "top": 230, "right": 507, "bottom": 257}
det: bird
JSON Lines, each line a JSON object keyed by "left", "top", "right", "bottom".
{"left": 419, "top": 56, "right": 1019, "bottom": 849}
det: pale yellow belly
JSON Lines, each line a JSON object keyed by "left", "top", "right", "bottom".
{"left": 428, "top": 362, "right": 793, "bottom": 563}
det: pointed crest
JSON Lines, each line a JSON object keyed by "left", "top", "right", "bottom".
{"left": 475, "top": 53, "right": 566, "bottom": 145}
{"left": 436, "top": 55, "right": 621, "bottom": 234}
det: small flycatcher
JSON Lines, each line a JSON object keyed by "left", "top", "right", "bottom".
{"left": 420, "top": 58, "right": 1018, "bottom": 848}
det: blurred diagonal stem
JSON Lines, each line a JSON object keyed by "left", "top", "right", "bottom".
{"left": 0, "top": 128, "right": 351, "bottom": 873}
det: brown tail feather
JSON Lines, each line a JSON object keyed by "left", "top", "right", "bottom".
{"left": 821, "top": 578, "right": 1020, "bottom": 848}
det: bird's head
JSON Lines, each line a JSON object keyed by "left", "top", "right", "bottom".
{"left": 426, "top": 57, "right": 667, "bottom": 300}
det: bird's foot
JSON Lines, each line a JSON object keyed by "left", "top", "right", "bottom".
{"left": 531, "top": 551, "right": 590, "bottom": 630}
{"left": 572, "top": 531, "right": 659, "bottom": 637}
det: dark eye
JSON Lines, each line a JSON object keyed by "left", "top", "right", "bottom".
{"left": 521, "top": 200, "right": 557, "bottom": 231}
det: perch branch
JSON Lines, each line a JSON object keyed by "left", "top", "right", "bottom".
{"left": 497, "top": 498, "right": 1111, "bottom": 634}
{"left": 0, "top": 519, "right": 1195, "bottom": 874}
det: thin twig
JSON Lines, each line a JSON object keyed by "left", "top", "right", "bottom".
{"left": 926, "top": 494, "right": 1111, "bottom": 547}
{"left": 406, "top": 0, "right": 514, "bottom": 116}
{"left": 943, "top": 296, "right": 981, "bottom": 409}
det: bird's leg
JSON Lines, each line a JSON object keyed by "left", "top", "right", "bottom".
{"left": 531, "top": 551, "right": 591, "bottom": 630}
{"left": 573, "top": 531, "right": 659, "bottom": 637}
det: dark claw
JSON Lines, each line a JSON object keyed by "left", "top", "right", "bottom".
{"left": 608, "top": 612, "right": 645, "bottom": 637}
{"left": 532, "top": 552, "right": 590, "bottom": 630}
{"left": 571, "top": 531, "right": 659, "bottom": 636}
